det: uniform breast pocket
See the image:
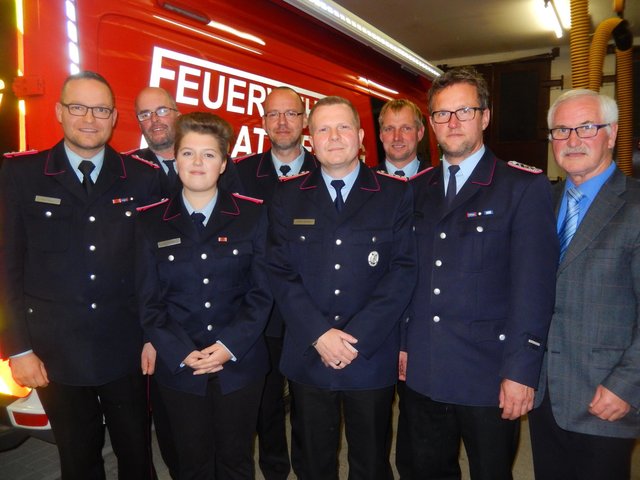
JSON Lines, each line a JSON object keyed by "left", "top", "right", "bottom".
{"left": 212, "top": 241, "right": 254, "bottom": 289}
{"left": 351, "top": 229, "right": 392, "bottom": 277}
{"left": 457, "top": 217, "right": 504, "bottom": 272}
{"left": 24, "top": 203, "right": 73, "bottom": 252}
{"left": 285, "top": 227, "right": 323, "bottom": 274}
{"left": 155, "top": 245, "right": 196, "bottom": 291}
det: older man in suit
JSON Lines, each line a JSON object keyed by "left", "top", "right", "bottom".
{"left": 529, "top": 89, "right": 640, "bottom": 480}
{"left": 267, "top": 96, "right": 416, "bottom": 480}
{"left": 400, "top": 67, "right": 558, "bottom": 480}
{"left": 0, "top": 71, "right": 160, "bottom": 479}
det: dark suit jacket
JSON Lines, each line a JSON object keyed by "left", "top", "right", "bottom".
{"left": 406, "top": 149, "right": 558, "bottom": 406}
{"left": 131, "top": 147, "right": 243, "bottom": 197}
{"left": 234, "top": 148, "right": 318, "bottom": 337}
{"left": 135, "top": 190, "right": 271, "bottom": 396}
{"left": 536, "top": 167, "right": 640, "bottom": 438}
{"left": 0, "top": 141, "right": 161, "bottom": 385}
{"left": 267, "top": 165, "right": 417, "bottom": 390}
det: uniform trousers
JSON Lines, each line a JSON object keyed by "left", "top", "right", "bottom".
{"left": 256, "top": 335, "right": 291, "bottom": 480}
{"left": 157, "top": 375, "right": 264, "bottom": 480}
{"left": 149, "top": 375, "right": 179, "bottom": 479}
{"left": 289, "top": 381, "right": 395, "bottom": 480}
{"left": 37, "top": 373, "right": 153, "bottom": 480}
{"left": 529, "top": 390, "right": 635, "bottom": 480}
{"left": 398, "top": 385, "right": 518, "bottom": 480}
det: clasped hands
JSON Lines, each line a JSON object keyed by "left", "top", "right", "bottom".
{"left": 314, "top": 328, "right": 358, "bottom": 370}
{"left": 183, "top": 343, "right": 232, "bottom": 375}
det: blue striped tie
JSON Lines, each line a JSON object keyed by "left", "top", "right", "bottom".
{"left": 558, "top": 187, "right": 583, "bottom": 262}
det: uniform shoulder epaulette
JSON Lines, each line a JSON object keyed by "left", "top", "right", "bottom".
{"left": 231, "top": 193, "right": 264, "bottom": 204}
{"left": 4, "top": 149, "right": 39, "bottom": 159}
{"left": 279, "top": 171, "right": 310, "bottom": 182}
{"left": 408, "top": 166, "right": 435, "bottom": 180}
{"left": 136, "top": 198, "right": 169, "bottom": 212}
{"left": 507, "top": 161, "right": 542, "bottom": 174}
{"left": 129, "top": 154, "right": 160, "bottom": 169}
{"left": 120, "top": 147, "right": 139, "bottom": 155}
{"left": 375, "top": 170, "right": 408, "bottom": 182}
{"left": 232, "top": 153, "right": 255, "bottom": 164}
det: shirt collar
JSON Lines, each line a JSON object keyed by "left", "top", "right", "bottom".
{"left": 321, "top": 161, "right": 361, "bottom": 202}
{"left": 64, "top": 144, "right": 105, "bottom": 183}
{"left": 182, "top": 190, "right": 218, "bottom": 226}
{"left": 385, "top": 157, "right": 419, "bottom": 177}
{"left": 271, "top": 146, "right": 305, "bottom": 176}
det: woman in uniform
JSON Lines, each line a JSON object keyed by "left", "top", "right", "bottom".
{"left": 135, "top": 111, "right": 271, "bottom": 480}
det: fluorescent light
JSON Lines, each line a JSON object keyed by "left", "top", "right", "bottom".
{"left": 544, "top": 0, "right": 564, "bottom": 39}
{"left": 282, "top": 0, "right": 442, "bottom": 79}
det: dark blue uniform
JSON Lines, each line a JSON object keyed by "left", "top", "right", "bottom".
{"left": 234, "top": 147, "right": 317, "bottom": 479}
{"left": 0, "top": 140, "right": 161, "bottom": 478}
{"left": 267, "top": 165, "right": 416, "bottom": 479}
{"left": 135, "top": 189, "right": 271, "bottom": 479}
{"left": 401, "top": 149, "right": 558, "bottom": 478}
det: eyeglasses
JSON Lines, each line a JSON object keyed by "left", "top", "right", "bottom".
{"left": 431, "top": 107, "right": 484, "bottom": 124}
{"left": 263, "top": 110, "right": 304, "bottom": 120}
{"left": 549, "top": 124, "right": 610, "bottom": 141}
{"left": 61, "top": 103, "right": 114, "bottom": 119}
{"left": 136, "top": 107, "right": 178, "bottom": 122}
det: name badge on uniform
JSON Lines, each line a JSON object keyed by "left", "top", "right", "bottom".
{"left": 157, "top": 238, "right": 181, "bottom": 248}
{"left": 34, "top": 195, "right": 61, "bottom": 205}
{"left": 368, "top": 251, "right": 379, "bottom": 267}
{"left": 293, "top": 218, "right": 315, "bottom": 225}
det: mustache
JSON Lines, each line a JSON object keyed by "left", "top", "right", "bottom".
{"left": 561, "top": 147, "right": 588, "bottom": 155}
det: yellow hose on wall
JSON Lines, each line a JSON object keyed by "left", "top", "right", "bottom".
{"left": 615, "top": 47, "right": 633, "bottom": 175}
{"left": 588, "top": 18, "right": 623, "bottom": 91}
{"left": 569, "top": 0, "right": 634, "bottom": 176}
{"left": 570, "top": 0, "right": 590, "bottom": 88}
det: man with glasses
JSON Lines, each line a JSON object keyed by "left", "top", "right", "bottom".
{"left": 528, "top": 89, "right": 640, "bottom": 480}
{"left": 0, "top": 71, "right": 160, "bottom": 478}
{"left": 132, "top": 86, "right": 241, "bottom": 196}
{"left": 399, "top": 67, "right": 558, "bottom": 479}
{"left": 376, "top": 98, "right": 430, "bottom": 178}
{"left": 132, "top": 87, "right": 182, "bottom": 194}
{"left": 234, "top": 86, "right": 317, "bottom": 480}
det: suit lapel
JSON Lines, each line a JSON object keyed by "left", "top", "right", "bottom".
{"left": 340, "top": 166, "right": 379, "bottom": 222}
{"left": 558, "top": 168, "right": 626, "bottom": 271}
{"left": 44, "top": 142, "right": 86, "bottom": 201}
{"left": 299, "top": 168, "right": 337, "bottom": 220}
{"left": 90, "top": 147, "right": 127, "bottom": 202}
{"left": 162, "top": 195, "right": 199, "bottom": 242}
{"left": 201, "top": 191, "right": 239, "bottom": 241}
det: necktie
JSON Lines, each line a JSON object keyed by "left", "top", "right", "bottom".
{"left": 78, "top": 160, "right": 95, "bottom": 196}
{"left": 163, "top": 159, "right": 178, "bottom": 186}
{"left": 445, "top": 165, "right": 460, "bottom": 207}
{"left": 331, "top": 179, "right": 345, "bottom": 213}
{"left": 394, "top": 170, "right": 406, "bottom": 177}
{"left": 279, "top": 164, "right": 291, "bottom": 177}
{"left": 558, "top": 187, "right": 583, "bottom": 262}
{"left": 191, "top": 212, "right": 206, "bottom": 234}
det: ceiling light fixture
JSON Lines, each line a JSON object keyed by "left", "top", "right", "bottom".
{"left": 282, "top": 0, "right": 442, "bottom": 79}
{"left": 544, "top": 0, "right": 564, "bottom": 39}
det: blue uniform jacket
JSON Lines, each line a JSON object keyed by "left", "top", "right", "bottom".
{"left": 406, "top": 149, "right": 558, "bottom": 406}
{"left": 267, "top": 165, "right": 417, "bottom": 390}
{"left": 234, "top": 148, "right": 318, "bottom": 337}
{"left": 0, "top": 141, "right": 161, "bottom": 385}
{"left": 135, "top": 190, "right": 271, "bottom": 396}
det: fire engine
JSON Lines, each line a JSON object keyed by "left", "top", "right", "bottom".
{"left": 0, "top": 0, "right": 440, "bottom": 448}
